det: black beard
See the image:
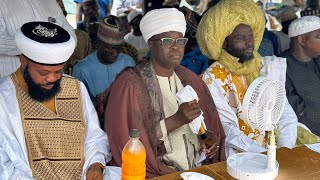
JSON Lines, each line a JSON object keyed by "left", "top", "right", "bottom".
{"left": 238, "top": 54, "right": 254, "bottom": 63}
{"left": 226, "top": 43, "right": 254, "bottom": 63}
{"left": 24, "top": 66, "right": 61, "bottom": 102}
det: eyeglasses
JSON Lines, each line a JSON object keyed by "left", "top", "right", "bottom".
{"left": 153, "top": 38, "right": 188, "bottom": 47}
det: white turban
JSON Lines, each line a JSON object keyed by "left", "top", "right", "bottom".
{"left": 288, "top": 16, "right": 320, "bottom": 38}
{"left": 127, "top": 10, "right": 143, "bottom": 23}
{"left": 139, "top": 8, "right": 186, "bottom": 42}
{"left": 15, "top": 21, "right": 75, "bottom": 65}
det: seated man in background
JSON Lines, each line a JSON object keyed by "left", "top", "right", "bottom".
{"left": 125, "top": 10, "right": 149, "bottom": 62}
{"left": 198, "top": 0, "right": 297, "bottom": 157}
{"left": 102, "top": 8, "right": 226, "bottom": 178}
{"left": 73, "top": 16, "right": 136, "bottom": 105}
{"left": 274, "top": 6, "right": 298, "bottom": 54}
{"left": 180, "top": 9, "right": 208, "bottom": 75}
{"left": 125, "top": 10, "right": 148, "bottom": 49}
{"left": 111, "top": 0, "right": 142, "bottom": 16}
{"left": 284, "top": 16, "right": 320, "bottom": 141}
{"left": 0, "top": 22, "right": 119, "bottom": 179}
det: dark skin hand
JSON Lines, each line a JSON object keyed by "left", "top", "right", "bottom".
{"left": 165, "top": 100, "right": 219, "bottom": 159}
{"left": 86, "top": 163, "right": 104, "bottom": 180}
{"left": 200, "top": 130, "right": 219, "bottom": 159}
{"left": 165, "top": 99, "right": 201, "bottom": 133}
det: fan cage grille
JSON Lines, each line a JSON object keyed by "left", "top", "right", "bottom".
{"left": 243, "top": 77, "right": 285, "bottom": 132}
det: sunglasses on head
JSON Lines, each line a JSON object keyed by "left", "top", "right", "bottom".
{"left": 153, "top": 38, "right": 188, "bottom": 47}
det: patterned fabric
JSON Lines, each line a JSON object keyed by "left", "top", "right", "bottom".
{"left": 203, "top": 62, "right": 266, "bottom": 146}
{"left": 121, "top": 42, "right": 139, "bottom": 62}
{"left": 285, "top": 52, "right": 320, "bottom": 136}
{"left": 197, "top": 0, "right": 265, "bottom": 84}
{"left": 12, "top": 75, "right": 85, "bottom": 180}
{"left": 157, "top": 73, "right": 200, "bottom": 170}
{"left": 98, "top": 16, "right": 126, "bottom": 46}
{"left": 258, "top": 38, "right": 274, "bottom": 57}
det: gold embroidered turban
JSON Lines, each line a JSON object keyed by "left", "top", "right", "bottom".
{"left": 197, "top": 0, "right": 265, "bottom": 82}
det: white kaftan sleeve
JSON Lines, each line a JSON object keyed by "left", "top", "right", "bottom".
{"left": 261, "top": 56, "right": 297, "bottom": 148}
{"left": 0, "top": 132, "right": 33, "bottom": 180}
{"left": 79, "top": 82, "right": 112, "bottom": 178}
{"left": 0, "top": 78, "right": 34, "bottom": 180}
{"left": 202, "top": 70, "right": 266, "bottom": 158}
{"left": 0, "top": 114, "right": 33, "bottom": 180}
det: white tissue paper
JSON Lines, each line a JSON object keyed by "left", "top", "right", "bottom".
{"left": 175, "top": 85, "right": 206, "bottom": 134}
{"left": 180, "top": 172, "right": 214, "bottom": 180}
{"left": 102, "top": 166, "right": 121, "bottom": 180}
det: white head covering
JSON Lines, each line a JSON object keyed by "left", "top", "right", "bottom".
{"left": 15, "top": 21, "right": 75, "bottom": 65}
{"left": 288, "top": 16, "right": 320, "bottom": 38}
{"left": 139, "top": 8, "right": 186, "bottom": 42}
{"left": 127, "top": 10, "right": 143, "bottom": 23}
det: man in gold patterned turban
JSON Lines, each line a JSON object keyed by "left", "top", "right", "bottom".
{"left": 197, "top": 0, "right": 297, "bottom": 158}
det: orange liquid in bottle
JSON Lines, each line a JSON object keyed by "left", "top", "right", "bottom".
{"left": 122, "top": 129, "right": 146, "bottom": 180}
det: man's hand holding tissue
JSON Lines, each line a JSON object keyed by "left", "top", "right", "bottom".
{"left": 200, "top": 131, "right": 219, "bottom": 161}
{"left": 165, "top": 100, "right": 201, "bottom": 133}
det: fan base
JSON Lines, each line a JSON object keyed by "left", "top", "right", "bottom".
{"left": 227, "top": 152, "right": 279, "bottom": 180}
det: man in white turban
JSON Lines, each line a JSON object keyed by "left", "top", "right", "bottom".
{"left": 0, "top": 21, "right": 121, "bottom": 180}
{"left": 284, "top": 16, "right": 320, "bottom": 142}
{"left": 99, "top": 8, "right": 226, "bottom": 178}
{"left": 198, "top": 0, "right": 297, "bottom": 158}
{"left": 0, "top": 0, "right": 76, "bottom": 78}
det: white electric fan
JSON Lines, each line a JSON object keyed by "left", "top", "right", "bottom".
{"left": 226, "top": 76, "right": 286, "bottom": 180}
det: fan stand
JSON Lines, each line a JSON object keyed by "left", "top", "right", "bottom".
{"left": 227, "top": 125, "right": 279, "bottom": 180}
{"left": 227, "top": 152, "right": 279, "bottom": 180}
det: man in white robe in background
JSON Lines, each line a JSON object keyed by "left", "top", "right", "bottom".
{"left": 0, "top": 21, "right": 120, "bottom": 180}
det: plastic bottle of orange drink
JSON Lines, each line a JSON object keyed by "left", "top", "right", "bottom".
{"left": 122, "top": 129, "right": 146, "bottom": 180}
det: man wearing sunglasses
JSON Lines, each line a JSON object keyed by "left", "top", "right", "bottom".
{"left": 100, "top": 8, "right": 226, "bottom": 178}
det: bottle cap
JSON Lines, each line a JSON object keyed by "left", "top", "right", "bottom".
{"left": 130, "top": 129, "right": 140, "bottom": 138}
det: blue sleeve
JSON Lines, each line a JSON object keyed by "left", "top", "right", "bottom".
{"left": 74, "top": 0, "right": 83, "bottom": 4}
{"left": 72, "top": 64, "right": 84, "bottom": 82}
{"left": 129, "top": 57, "right": 136, "bottom": 66}
{"left": 201, "top": 56, "right": 209, "bottom": 74}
